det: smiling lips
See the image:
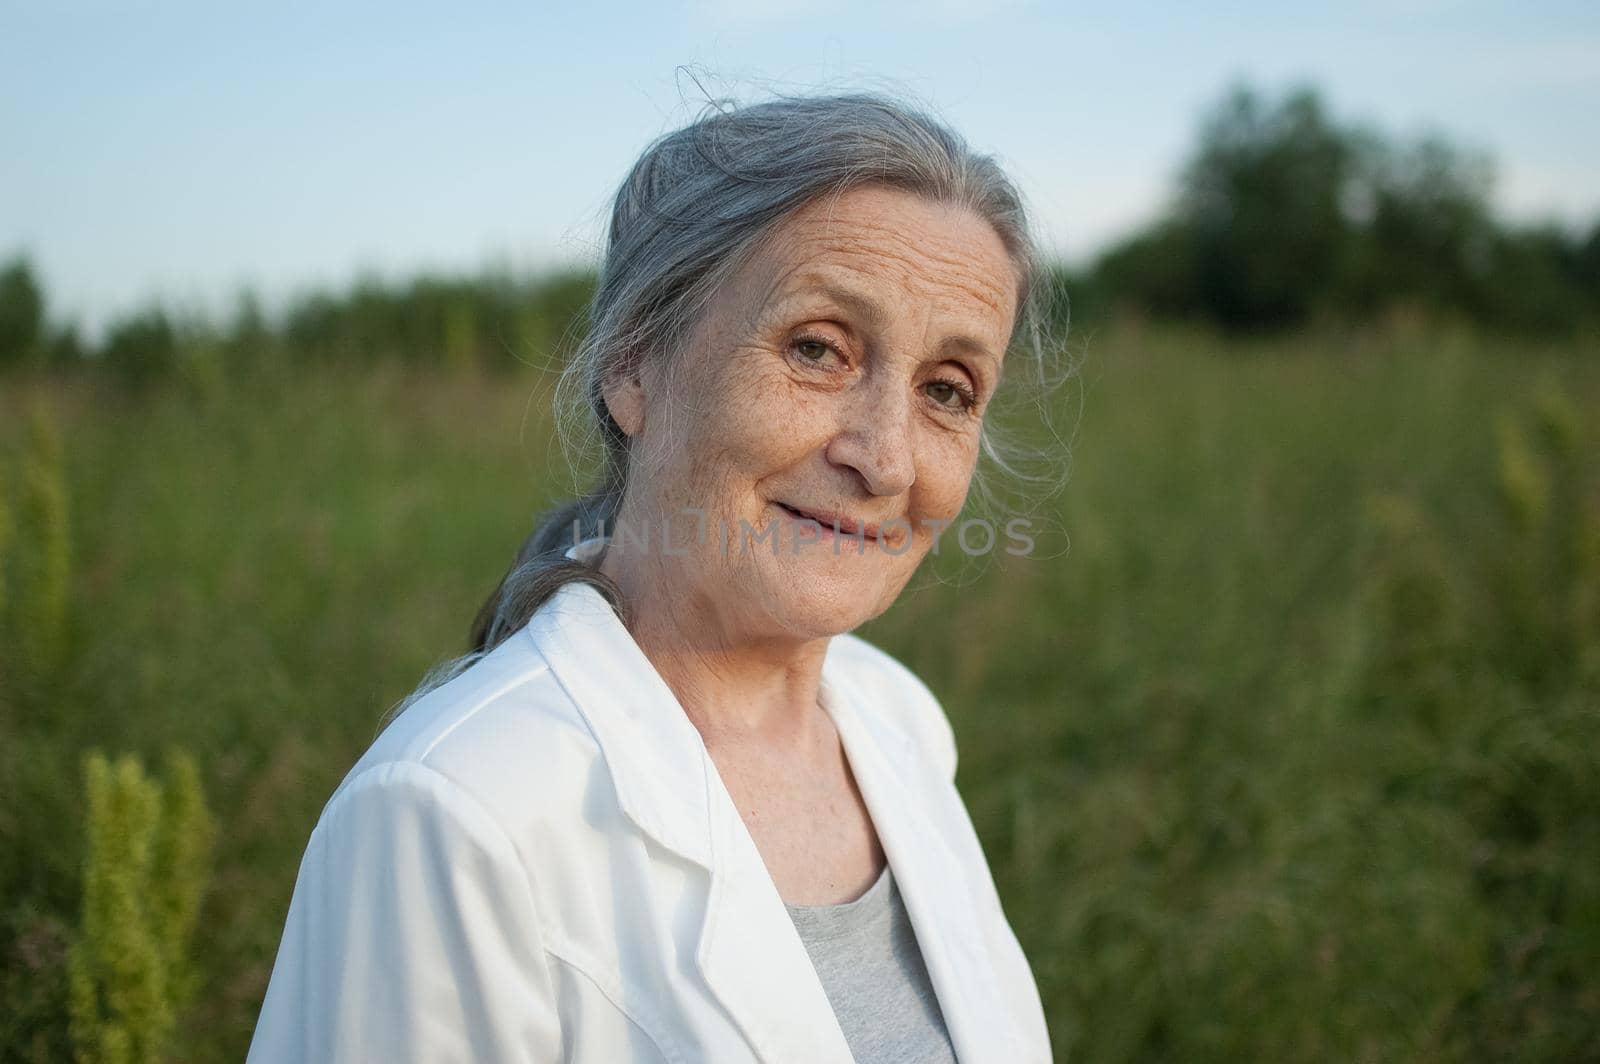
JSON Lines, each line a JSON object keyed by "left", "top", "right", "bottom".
{"left": 774, "top": 501, "right": 885, "bottom": 542}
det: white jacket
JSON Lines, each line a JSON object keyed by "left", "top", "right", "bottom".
{"left": 247, "top": 538, "right": 1052, "bottom": 1063}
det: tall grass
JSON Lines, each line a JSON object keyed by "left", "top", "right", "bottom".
{"left": 0, "top": 323, "right": 1595, "bottom": 1061}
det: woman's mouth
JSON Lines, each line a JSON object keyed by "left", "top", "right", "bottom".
{"left": 772, "top": 501, "right": 882, "bottom": 543}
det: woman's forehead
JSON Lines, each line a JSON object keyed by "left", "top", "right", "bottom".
{"left": 763, "top": 271, "right": 1008, "bottom": 368}
{"left": 774, "top": 189, "right": 1009, "bottom": 276}
{"left": 738, "top": 190, "right": 1019, "bottom": 339}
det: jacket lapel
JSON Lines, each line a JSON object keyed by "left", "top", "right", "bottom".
{"left": 819, "top": 660, "right": 1029, "bottom": 1064}
{"left": 531, "top": 537, "right": 1020, "bottom": 1062}
{"left": 530, "top": 545, "right": 855, "bottom": 1062}
{"left": 695, "top": 760, "right": 858, "bottom": 1062}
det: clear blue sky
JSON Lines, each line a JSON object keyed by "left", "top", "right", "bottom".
{"left": 4, "top": 0, "right": 1597, "bottom": 337}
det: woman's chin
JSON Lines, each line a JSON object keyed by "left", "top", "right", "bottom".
{"left": 749, "top": 552, "right": 903, "bottom": 637}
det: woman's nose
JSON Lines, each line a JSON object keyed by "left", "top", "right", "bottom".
{"left": 824, "top": 373, "right": 917, "bottom": 497}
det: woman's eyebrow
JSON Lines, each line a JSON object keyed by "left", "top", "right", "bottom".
{"left": 787, "top": 279, "right": 1000, "bottom": 366}
{"left": 783, "top": 279, "right": 890, "bottom": 330}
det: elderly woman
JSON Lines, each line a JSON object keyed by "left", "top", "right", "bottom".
{"left": 249, "top": 92, "right": 1056, "bottom": 1063}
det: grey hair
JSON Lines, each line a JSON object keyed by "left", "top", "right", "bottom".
{"left": 374, "top": 89, "right": 1070, "bottom": 739}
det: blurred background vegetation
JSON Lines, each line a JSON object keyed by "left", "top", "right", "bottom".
{"left": 1, "top": 82, "right": 1597, "bottom": 1062}
{"left": 3, "top": 84, "right": 1599, "bottom": 381}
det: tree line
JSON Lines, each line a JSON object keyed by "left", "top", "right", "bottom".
{"left": 2, "top": 82, "right": 1596, "bottom": 380}
{"left": 1060, "top": 82, "right": 1600, "bottom": 335}
{"left": 0, "top": 264, "right": 598, "bottom": 384}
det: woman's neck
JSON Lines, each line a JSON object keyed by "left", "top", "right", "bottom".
{"left": 597, "top": 532, "right": 834, "bottom": 752}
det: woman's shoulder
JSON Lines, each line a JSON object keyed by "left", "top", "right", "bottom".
{"left": 826, "top": 631, "right": 959, "bottom": 782}
{"left": 306, "top": 621, "right": 961, "bottom": 857}
{"left": 320, "top": 629, "right": 605, "bottom": 849}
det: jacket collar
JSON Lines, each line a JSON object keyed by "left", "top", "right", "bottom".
{"left": 522, "top": 536, "right": 1026, "bottom": 1063}
{"left": 525, "top": 537, "right": 715, "bottom": 868}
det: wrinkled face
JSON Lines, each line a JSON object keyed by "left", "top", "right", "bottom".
{"left": 604, "top": 182, "right": 1019, "bottom": 641}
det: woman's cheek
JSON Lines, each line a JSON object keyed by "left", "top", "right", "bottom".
{"left": 918, "top": 433, "right": 981, "bottom": 513}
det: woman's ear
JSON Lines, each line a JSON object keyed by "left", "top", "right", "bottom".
{"left": 601, "top": 369, "right": 646, "bottom": 439}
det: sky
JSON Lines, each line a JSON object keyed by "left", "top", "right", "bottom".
{"left": 3, "top": 0, "right": 1598, "bottom": 338}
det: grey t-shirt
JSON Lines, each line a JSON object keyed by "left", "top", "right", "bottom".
{"left": 785, "top": 863, "right": 959, "bottom": 1063}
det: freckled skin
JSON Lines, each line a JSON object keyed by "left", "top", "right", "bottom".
{"left": 598, "top": 183, "right": 1019, "bottom": 904}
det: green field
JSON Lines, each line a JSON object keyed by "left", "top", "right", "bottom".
{"left": 2, "top": 323, "right": 1597, "bottom": 1062}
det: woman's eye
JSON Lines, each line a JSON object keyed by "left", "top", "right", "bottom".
{"left": 793, "top": 338, "right": 839, "bottom": 364}
{"left": 924, "top": 379, "right": 976, "bottom": 411}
